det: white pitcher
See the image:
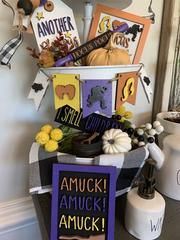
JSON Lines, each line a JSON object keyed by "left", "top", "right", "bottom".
{"left": 156, "top": 134, "right": 180, "bottom": 200}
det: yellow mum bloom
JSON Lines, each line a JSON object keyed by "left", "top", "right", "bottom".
{"left": 124, "top": 111, "right": 133, "bottom": 119}
{"left": 35, "top": 131, "right": 49, "bottom": 145}
{"left": 44, "top": 140, "right": 58, "bottom": 152}
{"left": 41, "top": 124, "right": 53, "bottom": 134}
{"left": 116, "top": 106, "right": 126, "bottom": 116}
{"left": 50, "top": 128, "right": 63, "bottom": 141}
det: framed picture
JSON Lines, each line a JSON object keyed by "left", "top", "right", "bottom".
{"left": 51, "top": 163, "right": 116, "bottom": 240}
{"left": 88, "top": 4, "right": 151, "bottom": 64}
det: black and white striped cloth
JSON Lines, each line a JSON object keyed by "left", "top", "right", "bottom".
{"left": 0, "top": 32, "right": 23, "bottom": 67}
{"left": 29, "top": 143, "right": 149, "bottom": 197}
{"left": 0, "top": 0, "right": 23, "bottom": 67}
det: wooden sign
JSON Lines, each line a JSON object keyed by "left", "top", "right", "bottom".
{"left": 31, "top": 0, "right": 80, "bottom": 51}
{"left": 53, "top": 74, "right": 80, "bottom": 111}
{"left": 88, "top": 4, "right": 151, "bottom": 63}
{"left": 115, "top": 72, "right": 139, "bottom": 109}
{"left": 82, "top": 80, "right": 112, "bottom": 117}
{"left": 55, "top": 105, "right": 83, "bottom": 130}
{"left": 51, "top": 164, "right": 116, "bottom": 240}
{"left": 55, "top": 105, "right": 124, "bottom": 133}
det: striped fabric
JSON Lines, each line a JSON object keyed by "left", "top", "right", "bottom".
{"left": 29, "top": 143, "right": 148, "bottom": 197}
{"left": 0, "top": 32, "right": 23, "bottom": 67}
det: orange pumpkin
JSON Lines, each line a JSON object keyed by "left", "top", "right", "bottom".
{"left": 86, "top": 32, "right": 131, "bottom": 66}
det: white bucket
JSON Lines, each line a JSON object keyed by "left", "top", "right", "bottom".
{"left": 156, "top": 134, "right": 180, "bottom": 200}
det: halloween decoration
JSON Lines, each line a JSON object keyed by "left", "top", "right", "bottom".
{"left": 102, "top": 128, "right": 132, "bottom": 154}
{"left": 88, "top": 4, "right": 151, "bottom": 63}
{"left": 32, "top": 83, "right": 44, "bottom": 92}
{"left": 115, "top": 72, "right": 139, "bottom": 108}
{"left": 55, "top": 84, "right": 76, "bottom": 100}
{"left": 53, "top": 74, "right": 80, "bottom": 111}
{"left": 113, "top": 105, "right": 133, "bottom": 123}
{"left": 55, "top": 23, "right": 129, "bottom": 67}
{"left": 31, "top": 0, "right": 81, "bottom": 51}
{"left": 72, "top": 132, "right": 102, "bottom": 157}
{"left": 125, "top": 24, "right": 143, "bottom": 42}
{"left": 51, "top": 164, "right": 116, "bottom": 240}
{"left": 82, "top": 80, "right": 112, "bottom": 118}
{"left": 86, "top": 32, "right": 131, "bottom": 66}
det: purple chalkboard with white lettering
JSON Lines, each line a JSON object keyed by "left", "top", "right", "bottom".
{"left": 51, "top": 164, "right": 116, "bottom": 240}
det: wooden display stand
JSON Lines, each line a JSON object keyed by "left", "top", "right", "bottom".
{"left": 32, "top": 192, "right": 180, "bottom": 240}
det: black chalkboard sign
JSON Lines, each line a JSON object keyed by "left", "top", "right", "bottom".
{"left": 55, "top": 105, "right": 123, "bottom": 133}
{"left": 51, "top": 164, "right": 116, "bottom": 240}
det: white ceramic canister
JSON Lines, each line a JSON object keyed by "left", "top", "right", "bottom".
{"left": 125, "top": 187, "right": 165, "bottom": 240}
{"left": 156, "top": 134, "right": 180, "bottom": 200}
{"left": 156, "top": 112, "right": 180, "bottom": 148}
{"left": 125, "top": 160, "right": 165, "bottom": 240}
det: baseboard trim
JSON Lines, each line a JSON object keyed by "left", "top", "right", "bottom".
{"left": 0, "top": 196, "right": 37, "bottom": 235}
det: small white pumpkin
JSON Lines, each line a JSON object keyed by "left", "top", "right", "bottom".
{"left": 102, "top": 128, "right": 132, "bottom": 154}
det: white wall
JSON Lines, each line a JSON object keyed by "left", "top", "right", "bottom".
{"left": 0, "top": 0, "right": 163, "bottom": 204}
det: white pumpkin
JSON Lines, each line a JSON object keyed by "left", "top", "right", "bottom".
{"left": 102, "top": 128, "right": 132, "bottom": 154}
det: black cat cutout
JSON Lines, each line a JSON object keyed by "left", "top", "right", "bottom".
{"left": 126, "top": 24, "right": 143, "bottom": 42}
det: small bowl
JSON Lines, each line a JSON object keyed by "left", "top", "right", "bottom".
{"left": 72, "top": 133, "right": 103, "bottom": 158}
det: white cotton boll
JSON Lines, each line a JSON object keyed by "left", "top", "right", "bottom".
{"left": 155, "top": 125, "right": 164, "bottom": 134}
{"left": 137, "top": 128, "right": 144, "bottom": 135}
{"left": 133, "top": 138, "right": 139, "bottom": 144}
{"left": 145, "top": 123, "right": 152, "bottom": 130}
{"left": 153, "top": 121, "right": 161, "bottom": 128}
{"left": 138, "top": 141, "right": 145, "bottom": 147}
{"left": 148, "top": 129, "right": 157, "bottom": 136}
{"left": 130, "top": 124, "right": 136, "bottom": 129}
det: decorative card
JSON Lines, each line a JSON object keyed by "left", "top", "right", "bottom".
{"left": 88, "top": 4, "right": 151, "bottom": 63}
{"left": 82, "top": 80, "right": 112, "bottom": 117}
{"left": 31, "top": 0, "right": 81, "bottom": 51}
{"left": 55, "top": 105, "right": 124, "bottom": 133}
{"left": 51, "top": 164, "right": 116, "bottom": 240}
{"left": 139, "top": 67, "right": 153, "bottom": 103}
{"left": 28, "top": 69, "right": 50, "bottom": 110}
{"left": 115, "top": 72, "right": 139, "bottom": 109}
{"left": 53, "top": 74, "right": 80, "bottom": 111}
{"left": 55, "top": 105, "right": 83, "bottom": 130}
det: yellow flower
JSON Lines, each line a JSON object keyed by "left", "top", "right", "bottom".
{"left": 116, "top": 106, "right": 126, "bottom": 116}
{"left": 124, "top": 111, "right": 133, "bottom": 119}
{"left": 35, "top": 131, "right": 49, "bottom": 145}
{"left": 50, "top": 128, "right": 63, "bottom": 141}
{"left": 41, "top": 124, "right": 53, "bottom": 134}
{"left": 44, "top": 140, "right": 58, "bottom": 152}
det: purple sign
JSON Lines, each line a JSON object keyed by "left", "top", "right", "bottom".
{"left": 82, "top": 80, "right": 112, "bottom": 117}
{"left": 51, "top": 164, "right": 116, "bottom": 240}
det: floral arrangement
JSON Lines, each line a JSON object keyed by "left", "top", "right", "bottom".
{"left": 34, "top": 104, "right": 164, "bottom": 156}
{"left": 35, "top": 124, "right": 63, "bottom": 152}
{"left": 113, "top": 105, "right": 133, "bottom": 123}
{"left": 35, "top": 124, "right": 78, "bottom": 153}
